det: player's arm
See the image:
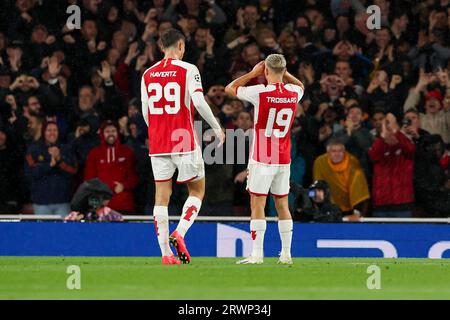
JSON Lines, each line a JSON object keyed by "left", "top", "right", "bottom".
{"left": 225, "top": 61, "right": 265, "bottom": 97}
{"left": 141, "top": 76, "right": 149, "bottom": 127}
{"left": 283, "top": 71, "right": 305, "bottom": 91}
{"left": 188, "top": 66, "right": 225, "bottom": 144}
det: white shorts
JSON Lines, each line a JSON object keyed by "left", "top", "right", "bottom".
{"left": 246, "top": 161, "right": 291, "bottom": 197}
{"left": 151, "top": 148, "right": 205, "bottom": 184}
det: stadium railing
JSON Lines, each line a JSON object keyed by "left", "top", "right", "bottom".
{"left": 0, "top": 215, "right": 449, "bottom": 223}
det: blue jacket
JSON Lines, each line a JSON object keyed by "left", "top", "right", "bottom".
{"left": 25, "top": 140, "right": 77, "bottom": 205}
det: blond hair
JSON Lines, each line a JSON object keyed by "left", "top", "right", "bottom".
{"left": 265, "top": 54, "right": 287, "bottom": 74}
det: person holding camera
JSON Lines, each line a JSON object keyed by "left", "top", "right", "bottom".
{"left": 291, "top": 180, "right": 342, "bottom": 223}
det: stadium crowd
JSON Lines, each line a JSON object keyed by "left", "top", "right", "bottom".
{"left": 1, "top": 0, "right": 450, "bottom": 218}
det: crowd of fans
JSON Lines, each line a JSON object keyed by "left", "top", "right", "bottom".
{"left": 1, "top": 0, "right": 450, "bottom": 218}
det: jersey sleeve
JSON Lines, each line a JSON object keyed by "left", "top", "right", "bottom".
{"left": 141, "top": 75, "right": 149, "bottom": 127}
{"left": 186, "top": 65, "right": 204, "bottom": 96}
{"left": 236, "top": 85, "right": 265, "bottom": 106}
{"left": 286, "top": 84, "right": 304, "bottom": 102}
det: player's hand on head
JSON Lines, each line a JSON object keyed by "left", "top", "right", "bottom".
{"left": 252, "top": 61, "right": 265, "bottom": 76}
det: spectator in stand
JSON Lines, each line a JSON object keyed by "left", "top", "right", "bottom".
{"left": 84, "top": 121, "right": 138, "bottom": 214}
{"left": 333, "top": 105, "right": 374, "bottom": 179}
{"left": 404, "top": 70, "right": 450, "bottom": 144}
{"left": 368, "top": 113, "right": 416, "bottom": 217}
{"left": 0, "top": 126, "right": 23, "bottom": 214}
{"left": 313, "top": 138, "right": 370, "bottom": 219}
{"left": 413, "top": 134, "right": 450, "bottom": 217}
{"left": 24, "top": 121, "right": 77, "bottom": 216}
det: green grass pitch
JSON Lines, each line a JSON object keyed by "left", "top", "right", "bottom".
{"left": 0, "top": 257, "right": 449, "bottom": 300}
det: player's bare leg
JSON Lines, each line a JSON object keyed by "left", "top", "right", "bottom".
{"left": 170, "top": 178, "right": 205, "bottom": 264}
{"left": 274, "top": 196, "right": 293, "bottom": 265}
{"left": 154, "top": 180, "right": 180, "bottom": 265}
{"left": 237, "top": 194, "right": 266, "bottom": 264}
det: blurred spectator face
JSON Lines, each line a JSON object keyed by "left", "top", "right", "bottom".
{"left": 236, "top": 111, "right": 252, "bottom": 131}
{"left": 103, "top": 125, "right": 118, "bottom": 146}
{"left": 91, "top": 72, "right": 103, "bottom": 88}
{"left": 82, "top": 20, "right": 98, "bottom": 41}
{"left": 404, "top": 111, "right": 420, "bottom": 130}
{"left": 128, "top": 104, "right": 139, "bottom": 118}
{"left": 44, "top": 123, "right": 58, "bottom": 145}
{"left": 16, "top": 0, "right": 33, "bottom": 12}
{"left": 194, "top": 28, "right": 208, "bottom": 49}
{"left": 83, "top": 0, "right": 102, "bottom": 14}
{"left": 296, "top": 16, "right": 310, "bottom": 29}
{"left": 425, "top": 98, "right": 442, "bottom": 115}
{"left": 107, "top": 6, "right": 119, "bottom": 23}
{"left": 372, "top": 112, "right": 385, "bottom": 133}
{"left": 323, "top": 108, "right": 338, "bottom": 124}
{"left": 107, "top": 48, "right": 121, "bottom": 66}
{"left": 79, "top": 87, "right": 95, "bottom": 112}
{"left": 280, "top": 34, "right": 297, "bottom": 54}
{"left": 27, "top": 116, "right": 42, "bottom": 137}
{"left": 112, "top": 32, "right": 128, "bottom": 55}
{"left": 244, "top": 5, "right": 260, "bottom": 27}
{"left": 207, "top": 85, "right": 226, "bottom": 106}
{"left": 27, "top": 96, "right": 41, "bottom": 113}
{"left": 444, "top": 91, "right": 450, "bottom": 111}
{"left": 184, "top": 0, "right": 200, "bottom": 10}
{"left": 129, "top": 123, "right": 138, "bottom": 138}
{"left": 335, "top": 61, "right": 352, "bottom": 80}
{"left": 394, "top": 14, "right": 409, "bottom": 32}
{"left": 31, "top": 26, "right": 48, "bottom": 44}
{"left": 327, "top": 143, "right": 346, "bottom": 164}
{"left": 336, "top": 41, "right": 352, "bottom": 60}
{"left": 230, "top": 99, "right": 244, "bottom": 115}
{"left": 242, "top": 44, "right": 261, "bottom": 67}
{"left": 434, "top": 11, "right": 448, "bottom": 29}
{"left": 336, "top": 15, "right": 350, "bottom": 34}
{"left": 375, "top": 28, "right": 391, "bottom": 48}
{"left": 0, "top": 131, "right": 6, "bottom": 149}
{"left": 0, "top": 74, "right": 11, "bottom": 89}
{"left": 348, "top": 107, "right": 362, "bottom": 126}
{"left": 159, "top": 21, "right": 173, "bottom": 34}
{"left": 121, "top": 21, "right": 137, "bottom": 42}
{"left": 325, "top": 75, "right": 344, "bottom": 97}
{"left": 187, "top": 17, "right": 199, "bottom": 35}
{"left": 154, "top": 0, "right": 165, "bottom": 7}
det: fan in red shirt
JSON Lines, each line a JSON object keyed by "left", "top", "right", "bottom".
{"left": 84, "top": 121, "right": 138, "bottom": 214}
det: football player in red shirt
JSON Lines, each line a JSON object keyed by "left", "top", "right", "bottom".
{"left": 141, "top": 29, "right": 224, "bottom": 265}
{"left": 226, "top": 54, "right": 304, "bottom": 265}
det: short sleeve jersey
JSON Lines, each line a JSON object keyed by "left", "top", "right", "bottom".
{"left": 141, "top": 58, "right": 204, "bottom": 156}
{"left": 237, "top": 83, "right": 304, "bottom": 165}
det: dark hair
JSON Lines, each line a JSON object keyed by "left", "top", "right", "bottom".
{"left": 404, "top": 108, "right": 419, "bottom": 116}
{"left": 160, "top": 28, "right": 185, "bottom": 49}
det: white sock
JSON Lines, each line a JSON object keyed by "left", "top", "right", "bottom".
{"left": 154, "top": 206, "right": 172, "bottom": 257}
{"left": 279, "top": 220, "right": 293, "bottom": 257}
{"left": 250, "top": 219, "right": 266, "bottom": 258}
{"left": 176, "top": 196, "right": 202, "bottom": 238}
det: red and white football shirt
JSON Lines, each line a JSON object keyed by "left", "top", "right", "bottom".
{"left": 141, "top": 58, "right": 203, "bottom": 156}
{"left": 237, "top": 83, "right": 303, "bottom": 165}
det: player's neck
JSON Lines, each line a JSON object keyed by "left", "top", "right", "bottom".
{"left": 163, "top": 51, "right": 181, "bottom": 61}
{"left": 267, "top": 77, "right": 283, "bottom": 85}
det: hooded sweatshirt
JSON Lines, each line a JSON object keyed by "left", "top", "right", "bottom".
{"left": 84, "top": 122, "right": 138, "bottom": 213}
